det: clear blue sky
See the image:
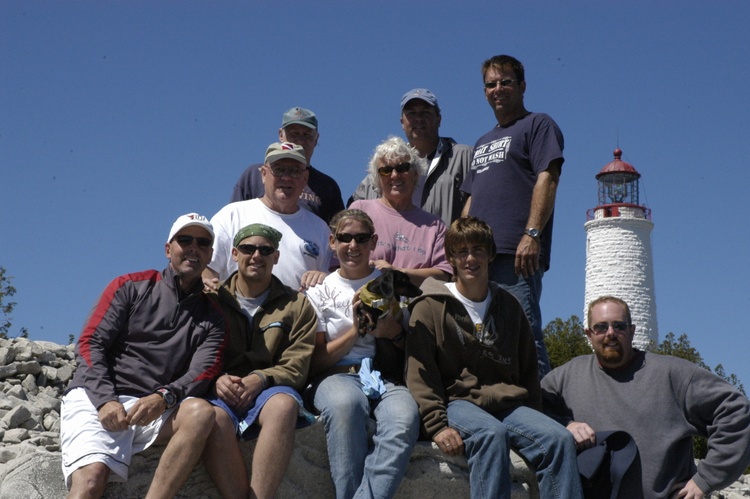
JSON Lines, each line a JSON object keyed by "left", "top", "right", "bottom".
{"left": 2, "top": 1, "right": 749, "bottom": 387}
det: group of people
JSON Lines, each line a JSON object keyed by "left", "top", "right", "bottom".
{"left": 60, "top": 54, "right": 750, "bottom": 499}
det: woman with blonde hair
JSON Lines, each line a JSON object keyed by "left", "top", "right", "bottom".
{"left": 305, "top": 209, "right": 419, "bottom": 499}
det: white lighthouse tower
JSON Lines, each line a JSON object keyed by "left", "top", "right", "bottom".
{"left": 584, "top": 148, "right": 658, "bottom": 348}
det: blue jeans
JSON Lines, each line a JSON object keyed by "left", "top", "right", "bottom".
{"left": 447, "top": 400, "right": 583, "bottom": 499}
{"left": 490, "top": 254, "right": 551, "bottom": 378}
{"left": 314, "top": 373, "right": 419, "bottom": 499}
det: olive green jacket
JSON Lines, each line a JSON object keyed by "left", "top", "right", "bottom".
{"left": 209, "top": 272, "right": 317, "bottom": 392}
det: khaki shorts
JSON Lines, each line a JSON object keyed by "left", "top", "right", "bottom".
{"left": 60, "top": 387, "right": 177, "bottom": 488}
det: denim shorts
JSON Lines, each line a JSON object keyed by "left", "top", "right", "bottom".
{"left": 208, "top": 386, "right": 315, "bottom": 440}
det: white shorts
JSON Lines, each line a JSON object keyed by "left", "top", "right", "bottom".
{"left": 60, "top": 387, "right": 178, "bottom": 488}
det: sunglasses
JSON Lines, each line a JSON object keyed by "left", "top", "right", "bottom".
{"left": 335, "top": 233, "right": 373, "bottom": 244}
{"left": 590, "top": 321, "right": 630, "bottom": 335}
{"left": 484, "top": 78, "right": 515, "bottom": 90}
{"left": 236, "top": 244, "right": 276, "bottom": 256}
{"left": 174, "top": 235, "right": 212, "bottom": 248}
{"left": 377, "top": 162, "right": 411, "bottom": 177}
{"left": 267, "top": 165, "right": 307, "bottom": 178}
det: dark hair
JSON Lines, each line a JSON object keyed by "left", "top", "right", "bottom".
{"left": 481, "top": 54, "right": 525, "bottom": 83}
{"left": 587, "top": 296, "right": 632, "bottom": 327}
{"left": 445, "top": 216, "right": 497, "bottom": 261}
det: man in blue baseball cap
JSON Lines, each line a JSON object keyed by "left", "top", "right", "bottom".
{"left": 348, "top": 88, "right": 473, "bottom": 226}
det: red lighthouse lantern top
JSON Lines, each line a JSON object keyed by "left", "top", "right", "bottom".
{"left": 588, "top": 148, "right": 651, "bottom": 220}
{"left": 596, "top": 148, "right": 640, "bottom": 180}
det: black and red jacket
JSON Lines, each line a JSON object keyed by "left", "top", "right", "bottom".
{"left": 67, "top": 265, "right": 227, "bottom": 409}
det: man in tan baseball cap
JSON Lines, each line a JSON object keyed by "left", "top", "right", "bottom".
{"left": 205, "top": 141, "right": 333, "bottom": 293}
{"left": 231, "top": 107, "right": 344, "bottom": 223}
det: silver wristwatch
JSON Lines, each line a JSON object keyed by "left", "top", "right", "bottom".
{"left": 524, "top": 228, "right": 540, "bottom": 241}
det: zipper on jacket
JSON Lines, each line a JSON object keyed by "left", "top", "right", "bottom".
{"left": 169, "top": 302, "right": 181, "bottom": 327}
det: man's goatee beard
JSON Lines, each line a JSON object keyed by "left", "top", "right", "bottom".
{"left": 601, "top": 346, "right": 622, "bottom": 363}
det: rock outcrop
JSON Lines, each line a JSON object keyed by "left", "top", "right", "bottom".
{"left": 0, "top": 428, "right": 538, "bottom": 498}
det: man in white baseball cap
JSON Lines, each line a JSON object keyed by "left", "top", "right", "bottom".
{"left": 61, "top": 213, "right": 226, "bottom": 498}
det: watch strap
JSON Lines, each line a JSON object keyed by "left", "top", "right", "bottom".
{"left": 155, "top": 387, "right": 177, "bottom": 409}
{"left": 524, "top": 228, "right": 540, "bottom": 240}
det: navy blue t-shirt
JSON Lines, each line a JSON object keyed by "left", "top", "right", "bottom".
{"left": 461, "top": 112, "right": 563, "bottom": 270}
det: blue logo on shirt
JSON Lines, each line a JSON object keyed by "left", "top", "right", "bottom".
{"left": 303, "top": 240, "right": 320, "bottom": 258}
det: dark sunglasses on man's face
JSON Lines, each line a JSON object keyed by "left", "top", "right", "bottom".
{"left": 590, "top": 321, "right": 630, "bottom": 335}
{"left": 236, "top": 244, "right": 276, "bottom": 256}
{"left": 335, "top": 233, "right": 373, "bottom": 244}
{"left": 377, "top": 162, "right": 411, "bottom": 177}
{"left": 174, "top": 235, "right": 212, "bottom": 248}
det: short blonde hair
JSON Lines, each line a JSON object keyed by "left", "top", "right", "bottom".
{"left": 328, "top": 209, "right": 375, "bottom": 235}
{"left": 587, "top": 296, "right": 632, "bottom": 327}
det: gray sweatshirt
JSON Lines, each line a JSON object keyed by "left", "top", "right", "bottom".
{"left": 542, "top": 351, "right": 750, "bottom": 497}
